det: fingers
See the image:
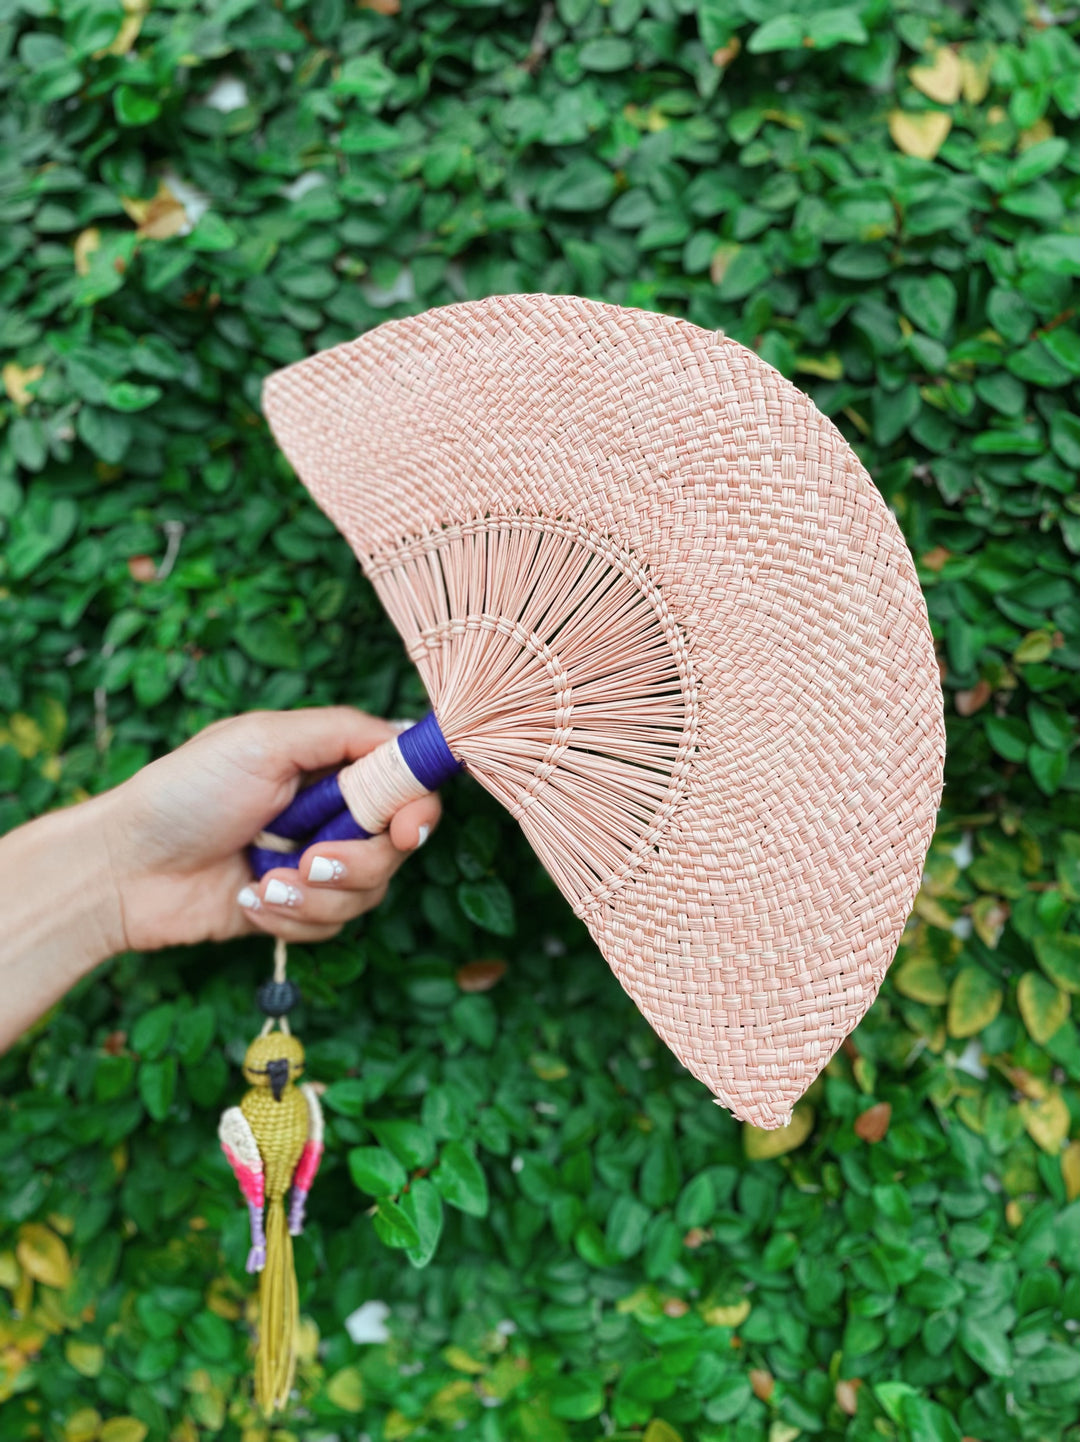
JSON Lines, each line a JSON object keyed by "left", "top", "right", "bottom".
{"left": 199, "top": 707, "right": 406, "bottom": 787}
{"left": 236, "top": 797, "right": 441, "bottom": 939}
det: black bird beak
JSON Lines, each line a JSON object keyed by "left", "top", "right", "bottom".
{"left": 266, "top": 1059, "right": 290, "bottom": 1102}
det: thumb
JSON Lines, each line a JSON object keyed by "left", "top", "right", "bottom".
{"left": 198, "top": 707, "right": 401, "bottom": 786}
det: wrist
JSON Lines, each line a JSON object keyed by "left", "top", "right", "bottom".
{"left": 21, "top": 791, "right": 127, "bottom": 975}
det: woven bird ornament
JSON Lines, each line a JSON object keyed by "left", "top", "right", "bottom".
{"left": 218, "top": 995, "right": 324, "bottom": 1416}
{"left": 247, "top": 293, "right": 945, "bottom": 1134}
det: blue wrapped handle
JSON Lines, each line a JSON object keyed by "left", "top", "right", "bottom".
{"left": 247, "top": 711, "right": 461, "bottom": 879}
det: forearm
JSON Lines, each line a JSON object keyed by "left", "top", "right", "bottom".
{"left": 0, "top": 792, "right": 125, "bottom": 1051}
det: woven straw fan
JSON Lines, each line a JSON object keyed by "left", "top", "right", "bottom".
{"left": 250, "top": 293, "right": 945, "bottom": 1131}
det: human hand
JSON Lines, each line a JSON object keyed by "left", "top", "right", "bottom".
{"left": 99, "top": 707, "right": 441, "bottom": 953}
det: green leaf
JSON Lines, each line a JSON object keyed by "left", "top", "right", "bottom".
{"left": 433, "top": 1141, "right": 489, "bottom": 1217}
{"left": 958, "top": 1315, "right": 1013, "bottom": 1377}
{"left": 457, "top": 878, "right": 516, "bottom": 936}
{"left": 370, "top": 1119, "right": 437, "bottom": 1169}
{"left": 1028, "top": 743, "right": 1067, "bottom": 796}
{"left": 806, "top": 8, "right": 867, "bottom": 48}
{"left": 895, "top": 274, "right": 957, "bottom": 340}
{"left": 348, "top": 1146, "right": 408, "bottom": 1197}
{"left": 746, "top": 15, "right": 804, "bottom": 52}
{"left": 985, "top": 715, "right": 1030, "bottom": 763}
{"left": 1034, "top": 935, "right": 1080, "bottom": 994}
{"left": 578, "top": 37, "right": 635, "bottom": 71}
{"left": 234, "top": 616, "right": 301, "bottom": 670}
{"left": 542, "top": 158, "right": 615, "bottom": 211}
{"left": 184, "top": 1309, "right": 233, "bottom": 1363}
{"left": 1050, "top": 410, "right": 1080, "bottom": 469}
{"left": 606, "top": 1194, "right": 651, "bottom": 1258}
{"left": 131, "top": 1004, "right": 175, "bottom": 1060}
{"left": 549, "top": 1371, "right": 606, "bottom": 1420}
{"left": 716, "top": 245, "right": 770, "bottom": 300}
{"left": 323, "top": 1079, "right": 367, "bottom": 1116}
{"left": 114, "top": 86, "right": 160, "bottom": 126}
{"left": 106, "top": 381, "right": 162, "bottom": 412}
{"left": 401, "top": 1177, "right": 444, "bottom": 1268}
{"left": 372, "top": 1198, "right": 421, "bottom": 1249}
{"left": 137, "top": 1056, "right": 177, "bottom": 1121}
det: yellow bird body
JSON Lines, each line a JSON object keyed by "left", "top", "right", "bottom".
{"left": 219, "top": 1032, "right": 324, "bottom": 1417}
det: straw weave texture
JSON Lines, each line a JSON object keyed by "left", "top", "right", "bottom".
{"left": 263, "top": 294, "right": 945, "bottom": 1129}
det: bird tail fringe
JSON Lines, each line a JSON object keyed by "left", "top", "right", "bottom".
{"left": 255, "top": 1197, "right": 298, "bottom": 1416}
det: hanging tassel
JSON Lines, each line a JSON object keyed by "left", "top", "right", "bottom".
{"left": 255, "top": 1194, "right": 299, "bottom": 1413}
{"left": 218, "top": 939, "right": 325, "bottom": 1417}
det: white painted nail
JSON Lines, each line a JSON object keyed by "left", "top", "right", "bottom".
{"left": 388, "top": 718, "right": 414, "bottom": 733}
{"left": 265, "top": 879, "right": 302, "bottom": 907}
{"left": 417, "top": 825, "right": 430, "bottom": 848}
{"left": 309, "top": 856, "right": 344, "bottom": 883}
{"left": 237, "top": 886, "right": 261, "bottom": 911}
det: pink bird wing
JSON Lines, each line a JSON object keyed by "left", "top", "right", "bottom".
{"left": 218, "top": 1106, "right": 265, "bottom": 1208}
{"left": 293, "top": 1083, "right": 325, "bottom": 1192}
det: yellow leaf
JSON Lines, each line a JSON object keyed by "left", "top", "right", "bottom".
{"left": 1062, "top": 1141, "right": 1080, "bottom": 1202}
{"left": 888, "top": 110, "right": 952, "bottom": 160}
{"left": 383, "top": 1410, "right": 415, "bottom": 1441}
{"left": 99, "top": 1422, "right": 148, "bottom": 1442}
{"left": 971, "top": 895, "right": 1008, "bottom": 949}
{"left": 295, "top": 1315, "right": 320, "bottom": 1362}
{"left": 947, "top": 967, "right": 1002, "bottom": 1039}
{"left": 122, "top": 182, "right": 188, "bottom": 241}
{"left": 644, "top": 1423, "right": 684, "bottom": 1442}
{"left": 2, "top": 363, "right": 44, "bottom": 408}
{"left": 795, "top": 354, "right": 843, "bottom": 380}
{"left": 769, "top": 1426, "right": 801, "bottom": 1442}
{"left": 910, "top": 48, "right": 962, "bottom": 105}
{"left": 703, "top": 1297, "right": 751, "bottom": 1328}
{"left": 93, "top": 0, "right": 148, "bottom": 59}
{"left": 40, "top": 695, "right": 67, "bottom": 751}
{"left": 16, "top": 1224, "right": 71, "bottom": 1289}
{"left": 65, "top": 1339, "right": 104, "bottom": 1377}
{"left": 8, "top": 714, "right": 45, "bottom": 760}
{"left": 1017, "top": 973, "right": 1069, "bottom": 1046}
{"left": 1013, "top": 630, "right": 1053, "bottom": 665}
{"left": 913, "top": 892, "right": 955, "bottom": 930}
{"left": 1020, "top": 1089, "right": 1070, "bottom": 1154}
{"left": 64, "top": 1408, "right": 102, "bottom": 1442}
{"left": 709, "top": 243, "right": 740, "bottom": 286}
{"left": 892, "top": 955, "right": 948, "bottom": 1005}
{"left": 442, "top": 1345, "right": 485, "bottom": 1374}
{"left": 959, "top": 50, "right": 994, "bottom": 103}
{"left": 744, "top": 1104, "right": 814, "bottom": 1159}
{"left": 74, "top": 228, "right": 102, "bottom": 277}
{"left": 1018, "top": 120, "right": 1054, "bottom": 150}
{"left": 324, "top": 1365, "right": 365, "bottom": 1413}
{"left": 0, "top": 1253, "right": 19, "bottom": 1290}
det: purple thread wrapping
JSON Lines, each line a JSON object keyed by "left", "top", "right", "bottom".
{"left": 307, "top": 808, "right": 371, "bottom": 847}
{"left": 247, "top": 711, "right": 460, "bottom": 879}
{"left": 263, "top": 771, "right": 345, "bottom": 839}
{"left": 398, "top": 710, "right": 463, "bottom": 790}
{"left": 249, "top": 845, "right": 302, "bottom": 877}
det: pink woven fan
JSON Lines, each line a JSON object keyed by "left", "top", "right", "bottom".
{"left": 250, "top": 293, "right": 945, "bottom": 1130}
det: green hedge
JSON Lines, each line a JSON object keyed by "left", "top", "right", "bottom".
{"left": 2, "top": 0, "right": 1080, "bottom": 1439}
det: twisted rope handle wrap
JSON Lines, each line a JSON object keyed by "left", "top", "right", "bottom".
{"left": 248, "top": 712, "right": 462, "bottom": 878}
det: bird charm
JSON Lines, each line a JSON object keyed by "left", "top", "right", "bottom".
{"left": 218, "top": 1028, "right": 324, "bottom": 1416}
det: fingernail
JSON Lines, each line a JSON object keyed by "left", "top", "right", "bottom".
{"left": 417, "top": 825, "right": 430, "bottom": 848}
{"left": 309, "top": 855, "right": 345, "bottom": 883}
{"left": 265, "top": 879, "right": 302, "bottom": 907}
{"left": 237, "top": 886, "right": 262, "bottom": 911}
{"left": 389, "top": 718, "right": 414, "bottom": 733}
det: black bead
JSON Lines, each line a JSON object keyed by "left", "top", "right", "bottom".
{"left": 257, "top": 978, "right": 301, "bottom": 1017}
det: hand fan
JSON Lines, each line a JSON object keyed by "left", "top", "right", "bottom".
{"left": 250, "top": 292, "right": 945, "bottom": 1128}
